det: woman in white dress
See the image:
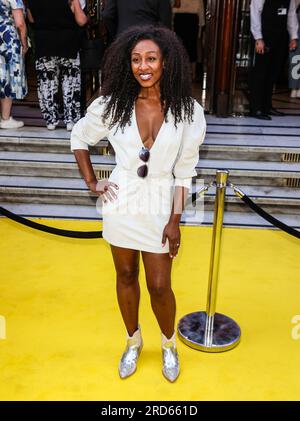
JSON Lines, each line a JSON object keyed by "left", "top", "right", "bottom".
{"left": 70, "top": 25, "right": 206, "bottom": 382}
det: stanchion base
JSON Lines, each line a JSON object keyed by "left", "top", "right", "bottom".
{"left": 177, "top": 311, "right": 241, "bottom": 352}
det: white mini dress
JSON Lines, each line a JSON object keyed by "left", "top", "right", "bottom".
{"left": 70, "top": 97, "right": 206, "bottom": 253}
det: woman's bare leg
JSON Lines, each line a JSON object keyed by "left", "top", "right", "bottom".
{"left": 0, "top": 98, "right": 13, "bottom": 120}
{"left": 110, "top": 245, "right": 140, "bottom": 336}
{"left": 141, "top": 251, "right": 175, "bottom": 338}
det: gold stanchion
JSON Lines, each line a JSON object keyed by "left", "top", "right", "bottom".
{"left": 177, "top": 170, "right": 241, "bottom": 352}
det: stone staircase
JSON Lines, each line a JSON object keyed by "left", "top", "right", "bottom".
{"left": 0, "top": 115, "right": 300, "bottom": 228}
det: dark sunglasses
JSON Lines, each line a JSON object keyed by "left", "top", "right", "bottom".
{"left": 137, "top": 147, "right": 150, "bottom": 178}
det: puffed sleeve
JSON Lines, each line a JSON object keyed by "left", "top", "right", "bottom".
{"left": 70, "top": 97, "right": 110, "bottom": 152}
{"left": 173, "top": 100, "right": 206, "bottom": 189}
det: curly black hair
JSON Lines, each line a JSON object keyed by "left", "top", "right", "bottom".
{"left": 100, "top": 25, "right": 194, "bottom": 131}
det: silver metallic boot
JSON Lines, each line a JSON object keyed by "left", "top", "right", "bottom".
{"left": 162, "top": 332, "right": 180, "bottom": 382}
{"left": 118, "top": 326, "right": 143, "bottom": 379}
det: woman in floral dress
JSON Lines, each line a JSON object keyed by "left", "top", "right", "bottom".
{"left": 0, "top": 0, "right": 28, "bottom": 129}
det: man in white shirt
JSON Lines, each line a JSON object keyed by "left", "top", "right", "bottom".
{"left": 249, "top": 0, "right": 298, "bottom": 120}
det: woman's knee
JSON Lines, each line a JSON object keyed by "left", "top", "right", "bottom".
{"left": 147, "top": 282, "right": 171, "bottom": 298}
{"left": 117, "top": 267, "right": 139, "bottom": 287}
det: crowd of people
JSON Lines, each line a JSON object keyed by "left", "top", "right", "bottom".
{"left": 1, "top": 0, "right": 299, "bottom": 129}
{"left": 0, "top": 0, "right": 207, "bottom": 131}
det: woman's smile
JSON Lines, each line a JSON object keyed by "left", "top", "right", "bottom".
{"left": 139, "top": 73, "right": 153, "bottom": 81}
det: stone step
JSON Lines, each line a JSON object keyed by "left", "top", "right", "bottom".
{"left": 205, "top": 114, "right": 300, "bottom": 128}
{"left": 1, "top": 135, "right": 300, "bottom": 162}
{"left": 1, "top": 117, "right": 299, "bottom": 229}
{"left": 0, "top": 151, "right": 299, "bottom": 187}
{"left": 2, "top": 115, "right": 300, "bottom": 137}
{"left": 1, "top": 202, "right": 299, "bottom": 230}
{"left": 0, "top": 176, "right": 299, "bottom": 214}
{"left": 1, "top": 120, "right": 300, "bottom": 161}
{"left": 0, "top": 133, "right": 300, "bottom": 162}
{"left": 0, "top": 136, "right": 109, "bottom": 154}
{"left": 2, "top": 175, "right": 299, "bottom": 197}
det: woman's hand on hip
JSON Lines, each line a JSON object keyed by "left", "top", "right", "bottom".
{"left": 162, "top": 222, "right": 181, "bottom": 259}
{"left": 88, "top": 179, "right": 119, "bottom": 203}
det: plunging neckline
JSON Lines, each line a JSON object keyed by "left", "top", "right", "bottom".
{"left": 133, "top": 101, "right": 166, "bottom": 152}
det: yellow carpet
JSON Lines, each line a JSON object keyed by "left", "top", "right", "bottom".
{"left": 0, "top": 217, "right": 299, "bottom": 401}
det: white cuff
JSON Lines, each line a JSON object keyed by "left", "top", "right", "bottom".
{"left": 174, "top": 177, "right": 192, "bottom": 190}
{"left": 70, "top": 136, "right": 89, "bottom": 152}
{"left": 255, "top": 35, "right": 263, "bottom": 40}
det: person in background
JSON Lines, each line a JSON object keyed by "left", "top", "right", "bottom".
{"left": 173, "top": 0, "right": 205, "bottom": 81}
{"left": 103, "top": 0, "right": 172, "bottom": 39}
{"left": 249, "top": 0, "right": 298, "bottom": 120}
{"left": 0, "top": 0, "right": 28, "bottom": 129}
{"left": 26, "top": 0, "right": 88, "bottom": 131}
{"left": 289, "top": 0, "right": 300, "bottom": 97}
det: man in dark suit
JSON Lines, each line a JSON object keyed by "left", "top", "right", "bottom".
{"left": 103, "top": 0, "right": 172, "bottom": 38}
{"left": 249, "top": 0, "right": 298, "bottom": 120}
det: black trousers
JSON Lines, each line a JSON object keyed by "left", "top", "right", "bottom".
{"left": 174, "top": 13, "right": 199, "bottom": 62}
{"left": 249, "top": 36, "right": 288, "bottom": 114}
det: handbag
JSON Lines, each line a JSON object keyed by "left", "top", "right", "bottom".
{"left": 80, "top": 37, "right": 105, "bottom": 72}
